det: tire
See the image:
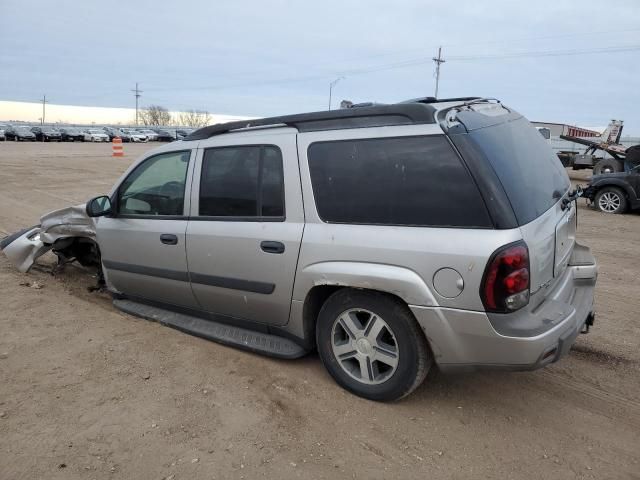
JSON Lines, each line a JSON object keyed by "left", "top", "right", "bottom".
{"left": 595, "top": 187, "right": 627, "bottom": 214}
{"left": 626, "top": 145, "right": 640, "bottom": 165}
{"left": 316, "top": 289, "right": 431, "bottom": 401}
{"left": 593, "top": 158, "right": 623, "bottom": 175}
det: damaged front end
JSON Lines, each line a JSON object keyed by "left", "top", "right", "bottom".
{"left": 0, "top": 205, "right": 100, "bottom": 273}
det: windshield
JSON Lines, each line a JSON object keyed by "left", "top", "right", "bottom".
{"left": 88, "top": 129, "right": 103, "bottom": 134}
{"left": 455, "top": 116, "right": 570, "bottom": 225}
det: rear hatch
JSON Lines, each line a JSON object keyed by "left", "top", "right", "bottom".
{"left": 446, "top": 103, "right": 573, "bottom": 297}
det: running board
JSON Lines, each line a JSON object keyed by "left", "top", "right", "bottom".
{"left": 113, "top": 299, "right": 308, "bottom": 359}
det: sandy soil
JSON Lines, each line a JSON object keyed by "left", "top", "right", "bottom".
{"left": 0, "top": 142, "right": 639, "bottom": 480}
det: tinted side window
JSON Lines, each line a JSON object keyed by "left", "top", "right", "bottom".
{"left": 118, "top": 150, "right": 190, "bottom": 216}
{"left": 199, "top": 146, "right": 284, "bottom": 218}
{"left": 307, "top": 136, "right": 492, "bottom": 227}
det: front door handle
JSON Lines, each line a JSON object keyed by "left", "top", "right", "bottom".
{"left": 260, "top": 241, "right": 285, "bottom": 254}
{"left": 160, "top": 234, "right": 178, "bottom": 245}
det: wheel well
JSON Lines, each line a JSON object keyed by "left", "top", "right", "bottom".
{"left": 301, "top": 285, "right": 428, "bottom": 349}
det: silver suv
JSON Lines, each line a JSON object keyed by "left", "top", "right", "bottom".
{"left": 1, "top": 97, "right": 597, "bottom": 401}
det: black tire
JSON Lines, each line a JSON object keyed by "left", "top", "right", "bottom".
{"left": 316, "top": 289, "right": 431, "bottom": 401}
{"left": 593, "top": 158, "right": 624, "bottom": 175}
{"left": 625, "top": 145, "right": 640, "bottom": 166}
{"left": 594, "top": 187, "right": 627, "bottom": 214}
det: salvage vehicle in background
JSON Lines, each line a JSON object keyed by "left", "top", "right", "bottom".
{"left": 5, "top": 125, "right": 36, "bottom": 141}
{"left": 59, "top": 127, "right": 85, "bottom": 142}
{"left": 120, "top": 128, "right": 148, "bottom": 142}
{"left": 137, "top": 129, "right": 159, "bottom": 141}
{"left": 0, "top": 97, "right": 597, "bottom": 401}
{"left": 31, "top": 126, "right": 62, "bottom": 142}
{"left": 83, "top": 129, "right": 109, "bottom": 142}
{"left": 583, "top": 165, "right": 640, "bottom": 214}
{"left": 153, "top": 128, "right": 177, "bottom": 142}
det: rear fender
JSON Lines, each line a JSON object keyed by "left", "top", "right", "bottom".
{"left": 294, "top": 261, "right": 439, "bottom": 307}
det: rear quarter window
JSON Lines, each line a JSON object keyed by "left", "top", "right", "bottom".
{"left": 307, "top": 135, "right": 492, "bottom": 227}
{"left": 462, "top": 116, "right": 570, "bottom": 225}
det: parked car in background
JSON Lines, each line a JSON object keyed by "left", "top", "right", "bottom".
{"left": 5, "top": 125, "right": 36, "bottom": 141}
{"left": 120, "top": 128, "right": 148, "bottom": 142}
{"left": 31, "top": 126, "right": 62, "bottom": 142}
{"left": 0, "top": 125, "right": 6, "bottom": 141}
{"left": 137, "top": 129, "right": 159, "bottom": 141}
{"left": 176, "top": 128, "right": 194, "bottom": 139}
{"left": 83, "top": 128, "right": 109, "bottom": 142}
{"left": 153, "top": 129, "right": 177, "bottom": 142}
{"left": 103, "top": 127, "right": 132, "bottom": 142}
{"left": 59, "top": 127, "right": 85, "bottom": 142}
{"left": 583, "top": 165, "right": 640, "bottom": 214}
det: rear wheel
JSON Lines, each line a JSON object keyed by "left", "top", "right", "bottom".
{"left": 593, "top": 158, "right": 624, "bottom": 175}
{"left": 316, "top": 289, "right": 431, "bottom": 401}
{"left": 595, "top": 187, "right": 627, "bottom": 214}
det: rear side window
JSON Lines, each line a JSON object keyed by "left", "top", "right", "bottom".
{"left": 463, "top": 116, "right": 570, "bottom": 225}
{"left": 200, "top": 145, "right": 284, "bottom": 218}
{"left": 307, "top": 135, "right": 492, "bottom": 227}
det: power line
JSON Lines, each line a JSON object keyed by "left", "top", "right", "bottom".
{"left": 131, "top": 82, "right": 142, "bottom": 125}
{"left": 39, "top": 94, "right": 48, "bottom": 125}
{"left": 432, "top": 47, "right": 445, "bottom": 98}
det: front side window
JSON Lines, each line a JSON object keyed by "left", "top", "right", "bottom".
{"left": 307, "top": 135, "right": 492, "bottom": 227}
{"left": 118, "top": 150, "right": 190, "bottom": 216}
{"left": 199, "top": 145, "right": 284, "bottom": 218}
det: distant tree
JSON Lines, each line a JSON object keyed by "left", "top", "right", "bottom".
{"left": 177, "top": 110, "right": 212, "bottom": 128}
{"left": 138, "top": 105, "right": 172, "bottom": 126}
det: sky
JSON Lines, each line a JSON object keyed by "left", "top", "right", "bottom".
{"left": 1, "top": 0, "right": 639, "bottom": 133}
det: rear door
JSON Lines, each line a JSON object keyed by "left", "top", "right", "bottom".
{"left": 98, "top": 148, "right": 200, "bottom": 308}
{"left": 185, "top": 129, "right": 304, "bottom": 326}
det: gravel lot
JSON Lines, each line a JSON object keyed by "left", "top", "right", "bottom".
{"left": 0, "top": 142, "right": 639, "bottom": 479}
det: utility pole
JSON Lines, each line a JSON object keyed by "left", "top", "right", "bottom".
{"left": 432, "top": 47, "right": 445, "bottom": 98}
{"left": 131, "top": 82, "right": 142, "bottom": 125}
{"left": 328, "top": 77, "right": 345, "bottom": 110}
{"left": 40, "top": 95, "right": 48, "bottom": 125}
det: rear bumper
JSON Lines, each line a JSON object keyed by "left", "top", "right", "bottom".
{"left": 410, "top": 244, "right": 597, "bottom": 372}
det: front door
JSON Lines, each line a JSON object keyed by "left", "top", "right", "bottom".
{"left": 98, "top": 149, "right": 200, "bottom": 309}
{"left": 185, "top": 131, "right": 304, "bottom": 326}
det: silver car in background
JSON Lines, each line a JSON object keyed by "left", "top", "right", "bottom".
{"left": 1, "top": 97, "right": 597, "bottom": 401}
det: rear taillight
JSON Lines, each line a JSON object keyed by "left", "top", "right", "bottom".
{"left": 481, "top": 241, "right": 530, "bottom": 313}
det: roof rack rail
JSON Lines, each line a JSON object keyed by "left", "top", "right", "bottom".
{"left": 399, "top": 96, "right": 481, "bottom": 104}
{"left": 186, "top": 103, "right": 438, "bottom": 141}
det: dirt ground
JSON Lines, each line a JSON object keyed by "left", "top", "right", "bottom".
{"left": 0, "top": 141, "right": 638, "bottom": 480}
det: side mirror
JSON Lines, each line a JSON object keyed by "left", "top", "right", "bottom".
{"left": 86, "top": 195, "right": 112, "bottom": 217}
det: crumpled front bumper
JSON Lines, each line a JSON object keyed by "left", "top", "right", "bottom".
{"left": 0, "top": 204, "right": 96, "bottom": 272}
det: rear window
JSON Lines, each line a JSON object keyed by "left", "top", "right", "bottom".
{"left": 464, "top": 116, "right": 570, "bottom": 225}
{"left": 307, "top": 135, "right": 492, "bottom": 227}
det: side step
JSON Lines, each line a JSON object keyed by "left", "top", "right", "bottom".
{"left": 113, "top": 299, "right": 308, "bottom": 359}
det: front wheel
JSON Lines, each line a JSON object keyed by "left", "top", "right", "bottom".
{"left": 595, "top": 187, "right": 627, "bottom": 214}
{"left": 316, "top": 289, "right": 431, "bottom": 401}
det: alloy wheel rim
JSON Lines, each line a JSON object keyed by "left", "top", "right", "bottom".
{"left": 599, "top": 192, "right": 621, "bottom": 212}
{"left": 331, "top": 308, "right": 399, "bottom": 385}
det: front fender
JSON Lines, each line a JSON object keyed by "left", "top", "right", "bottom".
{"left": 294, "top": 261, "right": 439, "bottom": 307}
{"left": 590, "top": 178, "right": 637, "bottom": 200}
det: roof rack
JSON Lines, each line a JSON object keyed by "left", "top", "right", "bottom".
{"left": 186, "top": 97, "right": 487, "bottom": 141}
{"left": 186, "top": 103, "right": 440, "bottom": 140}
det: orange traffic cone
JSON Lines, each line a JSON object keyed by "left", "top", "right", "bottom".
{"left": 112, "top": 137, "right": 124, "bottom": 157}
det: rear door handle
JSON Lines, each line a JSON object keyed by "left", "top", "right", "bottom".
{"left": 160, "top": 234, "right": 178, "bottom": 245}
{"left": 260, "top": 241, "right": 285, "bottom": 254}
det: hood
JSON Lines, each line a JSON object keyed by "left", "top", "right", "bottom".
{"left": 1, "top": 204, "right": 96, "bottom": 273}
